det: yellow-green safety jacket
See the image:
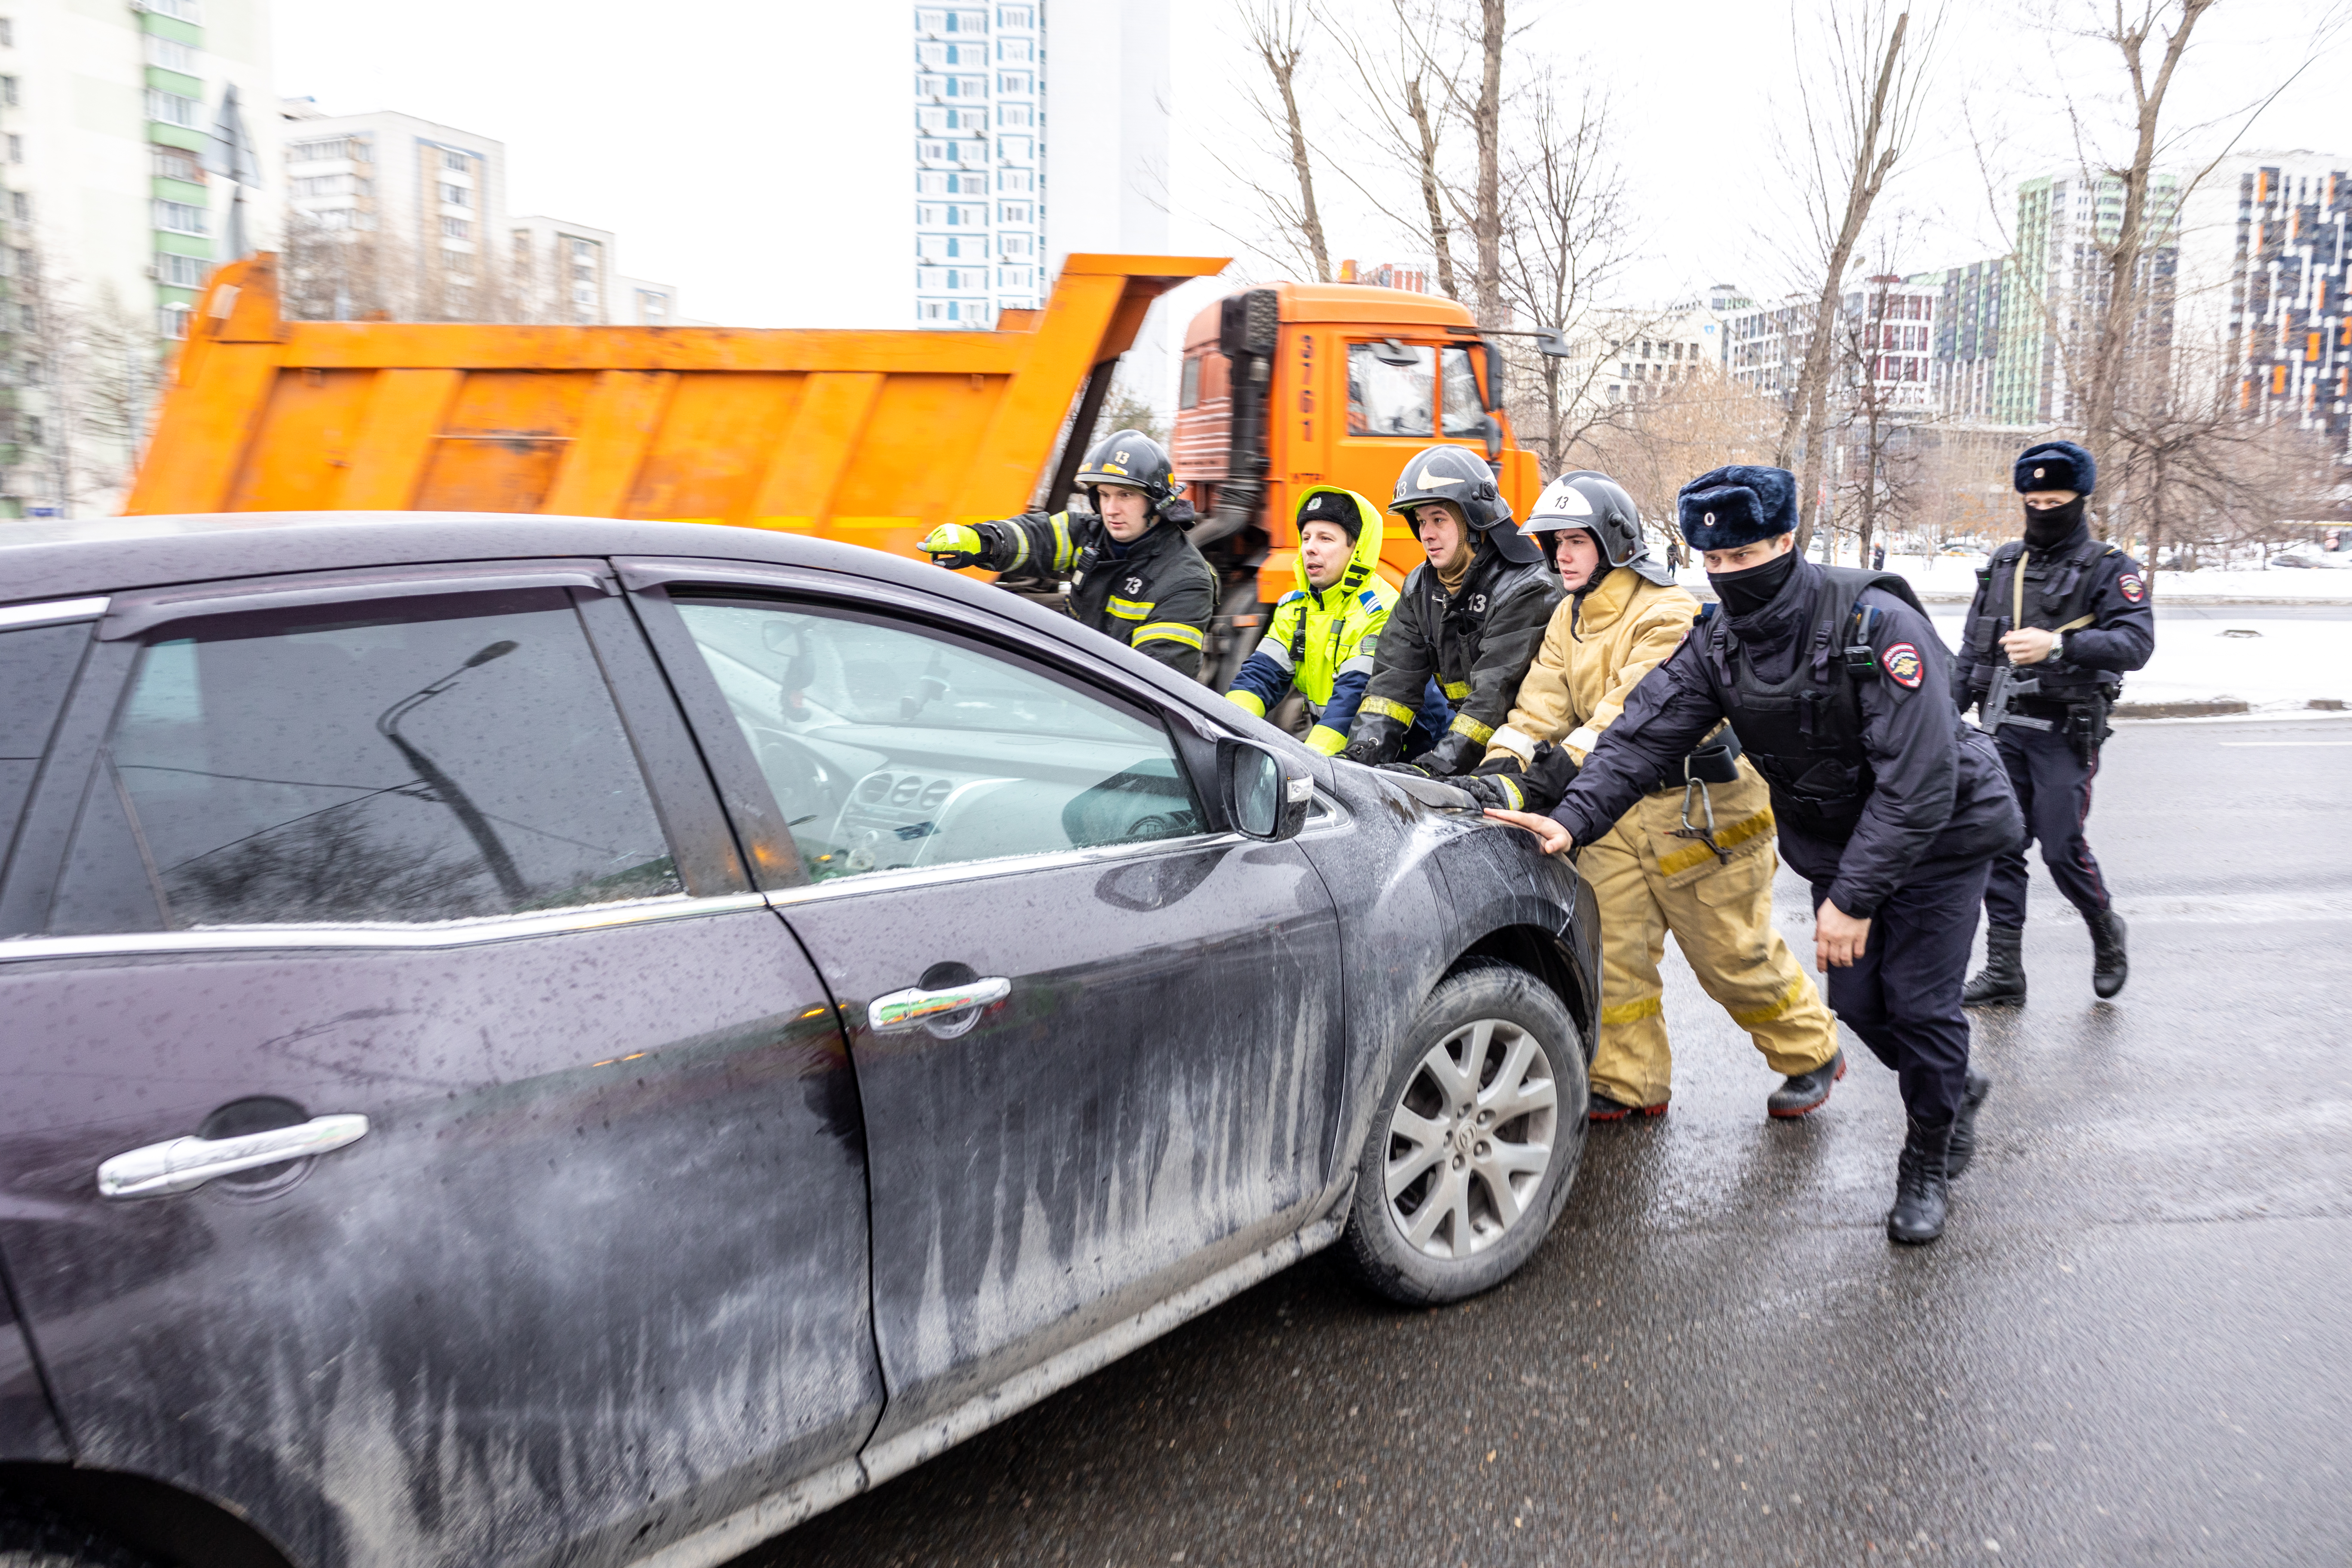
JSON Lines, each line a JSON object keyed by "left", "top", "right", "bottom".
{"left": 1223, "top": 487, "right": 1404, "bottom": 754}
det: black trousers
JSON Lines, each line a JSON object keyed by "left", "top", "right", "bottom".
{"left": 1984, "top": 724, "right": 2110, "bottom": 926}
{"left": 1783, "top": 831, "right": 1987, "bottom": 1126}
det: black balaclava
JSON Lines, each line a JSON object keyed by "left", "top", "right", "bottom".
{"left": 2023, "top": 496, "right": 2088, "bottom": 552}
{"left": 1709, "top": 542, "right": 1800, "bottom": 618}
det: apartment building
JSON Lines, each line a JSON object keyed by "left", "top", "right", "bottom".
{"left": 1908, "top": 257, "right": 2008, "bottom": 422}
{"left": 911, "top": 3, "right": 1045, "bottom": 328}
{"left": 1995, "top": 170, "right": 2181, "bottom": 426}
{"left": 2174, "top": 150, "right": 2349, "bottom": 454}
{"left": 1842, "top": 275, "right": 1938, "bottom": 414}
{"left": 276, "top": 102, "right": 677, "bottom": 327}
{"left": 1575, "top": 299, "right": 1730, "bottom": 406}
{"left": 1, "top": 0, "right": 277, "bottom": 516}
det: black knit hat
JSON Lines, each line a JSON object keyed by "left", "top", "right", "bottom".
{"left": 1296, "top": 487, "right": 1363, "bottom": 541}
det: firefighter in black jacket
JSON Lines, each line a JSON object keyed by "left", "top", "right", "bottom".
{"left": 1952, "top": 441, "right": 2154, "bottom": 1005}
{"left": 919, "top": 429, "right": 1218, "bottom": 680}
{"left": 1486, "top": 465, "right": 2025, "bottom": 1246}
{"left": 1338, "top": 445, "right": 1562, "bottom": 776}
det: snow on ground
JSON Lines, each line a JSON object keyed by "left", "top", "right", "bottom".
{"left": 1674, "top": 551, "right": 2352, "bottom": 602}
{"left": 1917, "top": 611, "right": 2352, "bottom": 713}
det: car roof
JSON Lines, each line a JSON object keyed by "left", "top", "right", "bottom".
{"left": 0, "top": 510, "right": 1248, "bottom": 727}
{"left": 0, "top": 511, "right": 948, "bottom": 606}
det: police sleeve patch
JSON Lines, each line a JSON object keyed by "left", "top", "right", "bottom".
{"left": 1882, "top": 642, "right": 1924, "bottom": 689}
{"left": 2118, "top": 573, "right": 2144, "bottom": 603}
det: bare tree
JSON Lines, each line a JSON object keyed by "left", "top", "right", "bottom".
{"left": 1221, "top": 0, "right": 1332, "bottom": 283}
{"left": 1492, "top": 77, "right": 1640, "bottom": 479}
{"left": 1773, "top": 3, "right": 1937, "bottom": 552}
{"left": 1579, "top": 364, "right": 1785, "bottom": 534}
{"left": 1314, "top": 0, "right": 1463, "bottom": 298}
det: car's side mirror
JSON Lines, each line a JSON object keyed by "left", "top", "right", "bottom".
{"left": 1218, "top": 737, "right": 1311, "bottom": 841}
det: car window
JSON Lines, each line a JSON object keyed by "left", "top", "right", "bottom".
{"left": 674, "top": 597, "right": 1203, "bottom": 883}
{"left": 46, "top": 587, "right": 680, "bottom": 934}
{"left": 1347, "top": 343, "right": 1435, "bottom": 437}
{"left": 1440, "top": 345, "right": 1487, "bottom": 436}
{"left": 0, "top": 621, "right": 90, "bottom": 871}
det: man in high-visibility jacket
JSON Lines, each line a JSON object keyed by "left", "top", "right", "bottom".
{"left": 1460, "top": 471, "right": 1844, "bottom": 1121}
{"left": 919, "top": 429, "right": 1217, "bottom": 679}
{"left": 1224, "top": 486, "right": 1450, "bottom": 754}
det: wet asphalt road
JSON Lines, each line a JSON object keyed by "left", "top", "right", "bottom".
{"left": 742, "top": 714, "right": 2352, "bottom": 1568}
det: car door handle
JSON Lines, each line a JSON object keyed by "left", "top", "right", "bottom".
{"left": 97, "top": 1115, "right": 371, "bottom": 1200}
{"left": 868, "top": 977, "right": 1011, "bottom": 1035}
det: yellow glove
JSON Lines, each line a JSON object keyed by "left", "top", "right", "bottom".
{"left": 1225, "top": 689, "right": 1268, "bottom": 719}
{"left": 920, "top": 523, "right": 987, "bottom": 568}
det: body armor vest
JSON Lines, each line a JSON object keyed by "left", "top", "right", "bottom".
{"left": 1699, "top": 567, "right": 1923, "bottom": 842}
{"left": 1966, "top": 535, "right": 2122, "bottom": 700}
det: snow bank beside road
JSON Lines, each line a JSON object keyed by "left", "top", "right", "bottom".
{"left": 1923, "top": 610, "right": 2352, "bottom": 713}
{"left": 1676, "top": 552, "right": 2352, "bottom": 602}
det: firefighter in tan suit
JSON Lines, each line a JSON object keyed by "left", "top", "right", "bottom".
{"left": 1458, "top": 472, "right": 1844, "bottom": 1121}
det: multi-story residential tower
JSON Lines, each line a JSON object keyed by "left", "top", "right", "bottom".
{"left": 912, "top": 3, "right": 1044, "bottom": 329}
{"left": 1908, "top": 257, "right": 2008, "bottom": 421}
{"left": 1840, "top": 275, "right": 1938, "bottom": 414}
{"left": 2174, "top": 150, "right": 2349, "bottom": 455}
{"left": 0, "top": 0, "right": 277, "bottom": 516}
{"left": 1995, "top": 170, "right": 2180, "bottom": 426}
{"left": 275, "top": 103, "right": 677, "bottom": 328}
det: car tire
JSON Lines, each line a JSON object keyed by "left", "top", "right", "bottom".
{"left": 0, "top": 1495, "right": 157, "bottom": 1568}
{"left": 1335, "top": 961, "right": 1587, "bottom": 1306}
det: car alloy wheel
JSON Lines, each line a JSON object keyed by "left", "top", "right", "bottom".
{"left": 1383, "top": 1017, "right": 1558, "bottom": 1260}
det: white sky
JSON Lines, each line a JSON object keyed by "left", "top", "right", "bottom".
{"left": 274, "top": 0, "right": 2347, "bottom": 337}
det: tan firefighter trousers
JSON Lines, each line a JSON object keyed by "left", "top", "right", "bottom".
{"left": 1581, "top": 773, "right": 1839, "bottom": 1109}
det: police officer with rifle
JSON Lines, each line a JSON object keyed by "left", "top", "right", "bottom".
{"left": 1953, "top": 441, "right": 2154, "bottom": 1005}
{"left": 1486, "top": 465, "right": 2024, "bottom": 1245}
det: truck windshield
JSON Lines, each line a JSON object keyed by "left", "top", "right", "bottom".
{"left": 1348, "top": 343, "right": 1434, "bottom": 436}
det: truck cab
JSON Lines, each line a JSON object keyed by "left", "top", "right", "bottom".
{"left": 1171, "top": 284, "right": 1542, "bottom": 688}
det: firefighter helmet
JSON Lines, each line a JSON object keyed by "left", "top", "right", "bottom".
{"left": 1522, "top": 469, "right": 1675, "bottom": 585}
{"left": 1389, "top": 444, "right": 1538, "bottom": 564}
{"left": 1075, "top": 429, "right": 1182, "bottom": 516}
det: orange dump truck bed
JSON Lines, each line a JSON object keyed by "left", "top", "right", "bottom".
{"left": 127, "top": 251, "right": 1230, "bottom": 563}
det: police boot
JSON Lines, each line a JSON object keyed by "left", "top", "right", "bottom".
{"left": 2087, "top": 908, "right": 2128, "bottom": 999}
{"left": 1885, "top": 1118, "right": 1953, "bottom": 1246}
{"left": 1767, "top": 1048, "right": 1846, "bottom": 1118}
{"left": 1962, "top": 925, "right": 2027, "bottom": 1007}
{"left": 1945, "top": 1070, "right": 1992, "bottom": 1180}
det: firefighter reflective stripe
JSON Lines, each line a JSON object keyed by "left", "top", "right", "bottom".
{"left": 1492, "top": 775, "right": 1525, "bottom": 810}
{"left": 1000, "top": 523, "right": 1031, "bottom": 571}
{"left": 1489, "top": 724, "right": 1538, "bottom": 764}
{"left": 1305, "top": 724, "right": 1348, "bottom": 755}
{"left": 1653, "top": 806, "right": 1776, "bottom": 878}
{"left": 1106, "top": 597, "right": 1153, "bottom": 621}
{"left": 1442, "top": 680, "right": 1472, "bottom": 700}
{"left": 1134, "top": 621, "right": 1204, "bottom": 650}
{"left": 1050, "top": 511, "right": 1076, "bottom": 573}
{"left": 1226, "top": 689, "right": 1268, "bottom": 718}
{"left": 1363, "top": 694, "right": 1418, "bottom": 725}
{"left": 1448, "top": 711, "right": 1495, "bottom": 744}
{"left": 1565, "top": 724, "right": 1603, "bottom": 757}
{"left": 1602, "top": 994, "right": 1665, "bottom": 1026}
{"left": 1730, "top": 972, "right": 1811, "bottom": 1029}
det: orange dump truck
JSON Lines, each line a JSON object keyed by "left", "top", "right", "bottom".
{"left": 129, "top": 251, "right": 1545, "bottom": 687}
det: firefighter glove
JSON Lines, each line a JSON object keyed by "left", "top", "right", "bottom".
{"left": 920, "top": 523, "right": 990, "bottom": 569}
{"left": 1376, "top": 760, "right": 1436, "bottom": 780}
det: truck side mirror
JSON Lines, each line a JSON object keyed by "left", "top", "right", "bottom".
{"left": 1217, "top": 737, "right": 1311, "bottom": 841}
{"left": 1371, "top": 337, "right": 1421, "bottom": 368}
{"left": 1481, "top": 412, "right": 1503, "bottom": 462}
{"left": 1534, "top": 328, "right": 1572, "bottom": 358}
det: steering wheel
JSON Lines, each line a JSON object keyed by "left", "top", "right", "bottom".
{"left": 755, "top": 731, "right": 847, "bottom": 835}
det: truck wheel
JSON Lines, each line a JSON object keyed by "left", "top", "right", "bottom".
{"left": 0, "top": 1495, "right": 157, "bottom": 1568}
{"left": 1335, "top": 963, "right": 1586, "bottom": 1306}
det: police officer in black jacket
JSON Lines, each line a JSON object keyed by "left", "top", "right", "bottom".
{"left": 1338, "top": 445, "right": 1562, "bottom": 775}
{"left": 919, "top": 429, "right": 1219, "bottom": 680}
{"left": 1486, "top": 465, "right": 2024, "bottom": 1245}
{"left": 1953, "top": 441, "right": 2154, "bottom": 1005}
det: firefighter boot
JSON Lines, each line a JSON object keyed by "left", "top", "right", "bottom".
{"left": 2088, "top": 908, "right": 2128, "bottom": 999}
{"left": 1766, "top": 1048, "right": 1846, "bottom": 1118}
{"left": 1945, "top": 1069, "right": 1993, "bottom": 1179}
{"left": 1586, "top": 1090, "right": 1667, "bottom": 1122}
{"left": 1886, "top": 1118, "right": 1954, "bottom": 1246}
{"left": 1962, "top": 924, "right": 2026, "bottom": 1007}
